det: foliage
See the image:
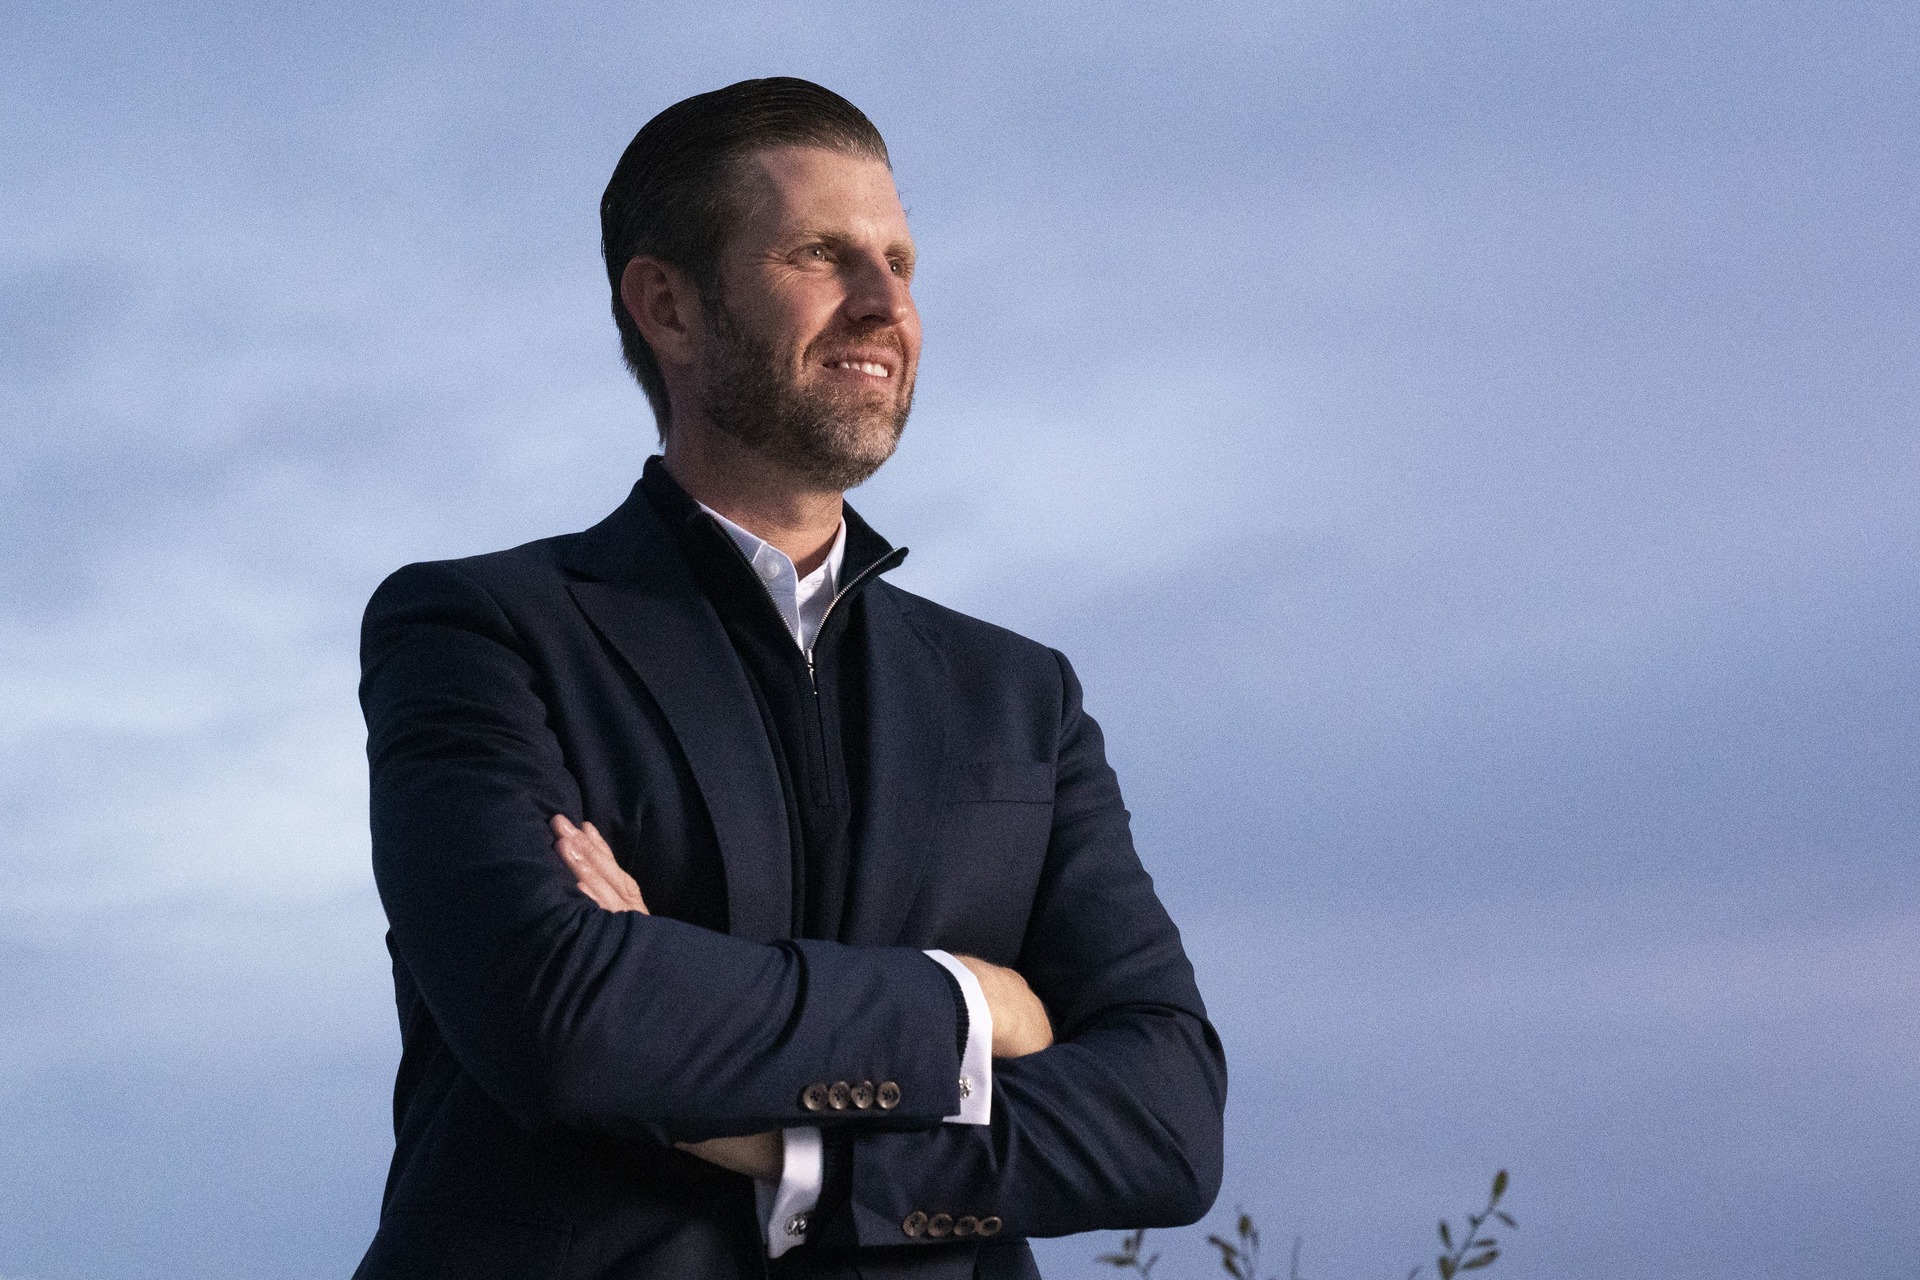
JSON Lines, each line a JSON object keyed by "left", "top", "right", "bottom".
{"left": 1097, "top": 1227, "right": 1160, "bottom": 1276}
{"left": 1205, "top": 1208, "right": 1304, "bottom": 1280}
{"left": 1412, "top": 1170, "right": 1513, "bottom": 1280}
{"left": 1095, "top": 1171, "right": 1514, "bottom": 1280}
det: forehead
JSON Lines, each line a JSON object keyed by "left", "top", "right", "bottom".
{"left": 727, "top": 145, "right": 911, "bottom": 246}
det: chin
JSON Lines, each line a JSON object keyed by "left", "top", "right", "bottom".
{"left": 794, "top": 440, "right": 899, "bottom": 491}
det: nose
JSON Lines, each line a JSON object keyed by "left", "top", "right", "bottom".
{"left": 843, "top": 251, "right": 914, "bottom": 327}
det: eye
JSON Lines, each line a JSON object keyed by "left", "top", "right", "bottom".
{"left": 803, "top": 244, "right": 830, "bottom": 262}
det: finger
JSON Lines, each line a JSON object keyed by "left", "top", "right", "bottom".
{"left": 609, "top": 866, "right": 649, "bottom": 913}
{"left": 550, "top": 816, "right": 598, "bottom": 878}
{"left": 571, "top": 826, "right": 641, "bottom": 912}
{"left": 552, "top": 820, "right": 625, "bottom": 905}
{"left": 553, "top": 815, "right": 617, "bottom": 883}
{"left": 584, "top": 823, "right": 650, "bottom": 913}
{"left": 561, "top": 837, "right": 624, "bottom": 907}
{"left": 579, "top": 821, "right": 618, "bottom": 865}
{"left": 551, "top": 814, "right": 604, "bottom": 881}
{"left": 573, "top": 820, "right": 624, "bottom": 880}
{"left": 551, "top": 817, "right": 587, "bottom": 871}
{"left": 580, "top": 822, "right": 649, "bottom": 913}
{"left": 555, "top": 823, "right": 650, "bottom": 914}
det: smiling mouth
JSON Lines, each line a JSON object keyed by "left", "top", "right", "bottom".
{"left": 825, "top": 359, "right": 891, "bottom": 378}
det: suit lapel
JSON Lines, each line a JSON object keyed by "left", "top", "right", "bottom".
{"left": 561, "top": 486, "right": 792, "bottom": 943}
{"left": 843, "top": 585, "right": 952, "bottom": 946}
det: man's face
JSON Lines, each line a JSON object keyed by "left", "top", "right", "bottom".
{"left": 695, "top": 145, "right": 921, "bottom": 491}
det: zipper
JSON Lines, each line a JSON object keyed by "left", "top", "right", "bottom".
{"left": 805, "top": 545, "right": 907, "bottom": 690}
{"left": 702, "top": 511, "right": 906, "bottom": 689}
{"left": 803, "top": 544, "right": 904, "bottom": 811}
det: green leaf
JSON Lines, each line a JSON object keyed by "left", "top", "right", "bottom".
{"left": 1095, "top": 1256, "right": 1132, "bottom": 1267}
{"left": 1494, "top": 1212, "right": 1517, "bottom": 1229}
{"left": 1491, "top": 1170, "right": 1509, "bottom": 1201}
{"left": 1438, "top": 1256, "right": 1457, "bottom": 1280}
{"left": 1461, "top": 1250, "right": 1500, "bottom": 1271}
{"left": 1438, "top": 1221, "right": 1453, "bottom": 1248}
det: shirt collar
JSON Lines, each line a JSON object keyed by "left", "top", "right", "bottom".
{"left": 696, "top": 502, "right": 848, "bottom": 596}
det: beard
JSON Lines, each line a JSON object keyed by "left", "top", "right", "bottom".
{"left": 697, "top": 293, "right": 915, "bottom": 492}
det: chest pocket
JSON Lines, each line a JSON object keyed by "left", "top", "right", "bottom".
{"left": 925, "top": 759, "right": 1055, "bottom": 959}
{"left": 947, "top": 758, "right": 1054, "bottom": 804}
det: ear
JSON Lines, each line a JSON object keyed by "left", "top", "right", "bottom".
{"left": 620, "top": 255, "right": 703, "bottom": 367}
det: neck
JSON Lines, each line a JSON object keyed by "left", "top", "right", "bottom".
{"left": 661, "top": 423, "right": 844, "bottom": 577}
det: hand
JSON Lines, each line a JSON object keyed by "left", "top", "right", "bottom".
{"left": 675, "top": 1131, "right": 784, "bottom": 1181}
{"left": 954, "top": 955, "right": 1053, "bottom": 1058}
{"left": 550, "top": 814, "right": 649, "bottom": 914}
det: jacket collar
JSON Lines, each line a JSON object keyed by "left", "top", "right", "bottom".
{"left": 634, "top": 454, "right": 901, "bottom": 592}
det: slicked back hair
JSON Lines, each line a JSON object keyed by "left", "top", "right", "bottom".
{"left": 600, "top": 77, "right": 892, "bottom": 433}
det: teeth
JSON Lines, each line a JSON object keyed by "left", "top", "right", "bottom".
{"left": 830, "top": 360, "right": 889, "bottom": 377}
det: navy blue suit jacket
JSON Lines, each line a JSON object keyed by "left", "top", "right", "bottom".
{"left": 353, "top": 477, "right": 1226, "bottom": 1279}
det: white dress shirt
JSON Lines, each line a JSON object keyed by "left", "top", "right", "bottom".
{"left": 697, "top": 504, "right": 994, "bottom": 1258}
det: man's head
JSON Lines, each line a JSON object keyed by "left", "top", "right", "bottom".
{"left": 602, "top": 78, "right": 920, "bottom": 490}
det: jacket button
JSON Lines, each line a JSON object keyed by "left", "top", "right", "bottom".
{"left": 851, "top": 1080, "right": 875, "bottom": 1109}
{"left": 954, "top": 1215, "right": 979, "bottom": 1236}
{"left": 902, "top": 1210, "right": 928, "bottom": 1238}
{"left": 927, "top": 1212, "right": 954, "bottom": 1238}
{"left": 828, "top": 1081, "right": 852, "bottom": 1110}
{"left": 876, "top": 1080, "right": 902, "bottom": 1109}
{"left": 977, "top": 1216, "right": 1002, "bottom": 1237}
{"left": 801, "top": 1083, "right": 829, "bottom": 1111}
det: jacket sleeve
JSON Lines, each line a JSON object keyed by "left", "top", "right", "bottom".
{"left": 361, "top": 559, "right": 966, "bottom": 1141}
{"left": 833, "top": 650, "right": 1229, "bottom": 1243}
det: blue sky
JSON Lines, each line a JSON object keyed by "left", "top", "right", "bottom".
{"left": 2, "top": 2, "right": 1916, "bottom": 1276}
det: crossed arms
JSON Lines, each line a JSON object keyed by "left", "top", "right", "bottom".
{"left": 548, "top": 812, "right": 1055, "bottom": 1181}
{"left": 361, "top": 557, "right": 1225, "bottom": 1243}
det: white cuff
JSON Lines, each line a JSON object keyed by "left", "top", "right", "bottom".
{"left": 922, "top": 949, "right": 993, "bottom": 1125}
{"left": 756, "top": 1127, "right": 822, "bottom": 1259}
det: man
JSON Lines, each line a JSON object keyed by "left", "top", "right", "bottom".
{"left": 354, "top": 78, "right": 1225, "bottom": 1280}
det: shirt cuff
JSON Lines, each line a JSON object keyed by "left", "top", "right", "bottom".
{"left": 922, "top": 949, "right": 993, "bottom": 1125}
{"left": 756, "top": 1127, "right": 823, "bottom": 1259}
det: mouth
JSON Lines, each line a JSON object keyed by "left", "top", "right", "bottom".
{"left": 822, "top": 355, "right": 894, "bottom": 379}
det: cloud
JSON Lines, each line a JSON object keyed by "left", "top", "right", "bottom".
{"left": 2, "top": 1, "right": 1916, "bottom": 1277}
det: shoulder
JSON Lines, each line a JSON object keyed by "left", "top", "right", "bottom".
{"left": 365, "top": 480, "right": 671, "bottom": 624}
{"left": 362, "top": 532, "right": 589, "bottom": 637}
{"left": 874, "top": 581, "right": 1071, "bottom": 691}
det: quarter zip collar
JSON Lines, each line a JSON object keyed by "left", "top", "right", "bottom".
{"left": 698, "top": 503, "right": 847, "bottom": 655}
{"left": 638, "top": 456, "right": 908, "bottom": 663}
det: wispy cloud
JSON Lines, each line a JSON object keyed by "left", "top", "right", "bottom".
{"left": 3, "top": 1, "right": 1916, "bottom": 1276}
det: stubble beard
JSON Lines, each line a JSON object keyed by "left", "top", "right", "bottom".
{"left": 697, "top": 293, "right": 914, "bottom": 492}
